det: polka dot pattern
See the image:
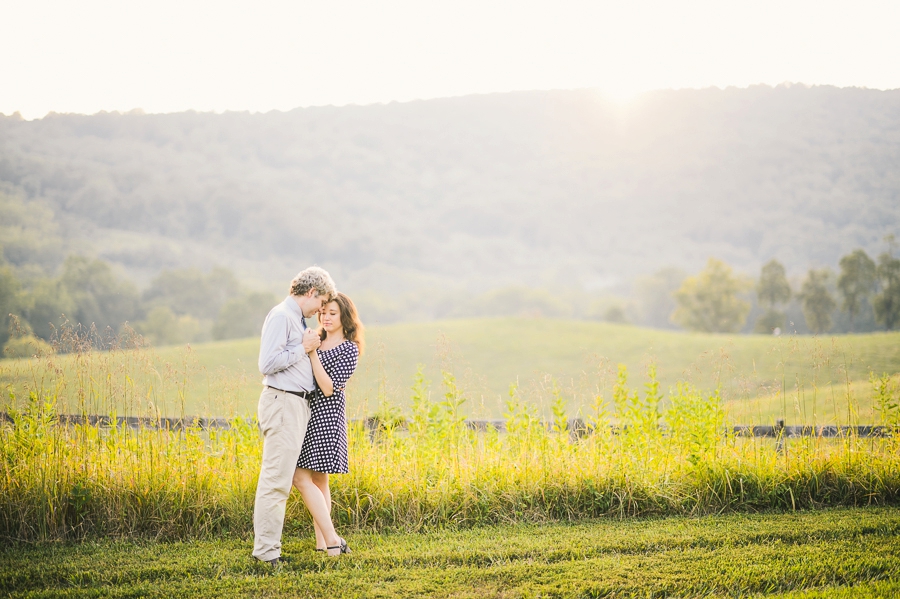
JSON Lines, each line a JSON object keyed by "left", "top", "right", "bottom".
{"left": 297, "top": 340, "right": 359, "bottom": 474}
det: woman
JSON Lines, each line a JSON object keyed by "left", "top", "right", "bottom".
{"left": 292, "top": 292, "right": 363, "bottom": 557}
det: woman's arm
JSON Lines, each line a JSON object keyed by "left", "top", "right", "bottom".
{"left": 309, "top": 348, "right": 334, "bottom": 397}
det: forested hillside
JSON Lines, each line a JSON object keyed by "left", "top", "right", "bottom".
{"left": 1, "top": 85, "right": 899, "bottom": 325}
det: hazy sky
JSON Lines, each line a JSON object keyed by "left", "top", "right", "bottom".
{"left": 2, "top": 0, "right": 898, "bottom": 119}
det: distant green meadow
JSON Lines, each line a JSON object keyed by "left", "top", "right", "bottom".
{"left": 2, "top": 318, "right": 899, "bottom": 423}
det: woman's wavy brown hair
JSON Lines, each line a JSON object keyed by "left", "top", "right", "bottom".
{"left": 320, "top": 292, "right": 365, "bottom": 355}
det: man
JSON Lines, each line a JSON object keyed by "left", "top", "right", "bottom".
{"left": 252, "top": 266, "right": 337, "bottom": 565}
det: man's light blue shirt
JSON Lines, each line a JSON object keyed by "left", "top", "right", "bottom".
{"left": 258, "top": 296, "right": 314, "bottom": 392}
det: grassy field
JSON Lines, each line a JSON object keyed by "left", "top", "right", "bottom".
{"left": 2, "top": 507, "right": 899, "bottom": 598}
{"left": 3, "top": 356, "right": 898, "bottom": 542}
{"left": 353, "top": 319, "right": 900, "bottom": 424}
{"left": 2, "top": 323, "right": 899, "bottom": 597}
{"left": 2, "top": 318, "right": 899, "bottom": 423}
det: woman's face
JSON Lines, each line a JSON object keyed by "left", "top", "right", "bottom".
{"left": 320, "top": 301, "right": 342, "bottom": 335}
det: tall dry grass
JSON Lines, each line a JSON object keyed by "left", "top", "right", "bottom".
{"left": 1, "top": 329, "right": 899, "bottom": 543}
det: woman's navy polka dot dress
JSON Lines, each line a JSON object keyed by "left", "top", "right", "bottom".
{"left": 297, "top": 340, "right": 359, "bottom": 474}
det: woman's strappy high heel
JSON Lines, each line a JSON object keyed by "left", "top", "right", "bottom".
{"left": 326, "top": 537, "right": 351, "bottom": 556}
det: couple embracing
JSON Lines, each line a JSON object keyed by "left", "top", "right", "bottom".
{"left": 251, "top": 266, "right": 363, "bottom": 565}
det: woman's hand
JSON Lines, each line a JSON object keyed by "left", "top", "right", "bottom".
{"left": 302, "top": 328, "right": 321, "bottom": 355}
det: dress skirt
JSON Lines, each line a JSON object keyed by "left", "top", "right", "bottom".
{"left": 297, "top": 340, "right": 359, "bottom": 474}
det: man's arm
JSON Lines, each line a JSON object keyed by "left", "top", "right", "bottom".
{"left": 258, "top": 313, "right": 301, "bottom": 375}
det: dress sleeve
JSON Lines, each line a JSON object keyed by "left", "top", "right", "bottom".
{"left": 328, "top": 342, "right": 359, "bottom": 391}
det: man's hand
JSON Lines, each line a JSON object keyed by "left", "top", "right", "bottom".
{"left": 302, "top": 328, "right": 321, "bottom": 354}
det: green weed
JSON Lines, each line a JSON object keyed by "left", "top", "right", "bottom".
{"left": 1, "top": 333, "right": 899, "bottom": 542}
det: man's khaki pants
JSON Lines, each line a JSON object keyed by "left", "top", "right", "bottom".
{"left": 252, "top": 386, "right": 311, "bottom": 561}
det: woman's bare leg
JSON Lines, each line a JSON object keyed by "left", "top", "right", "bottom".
{"left": 311, "top": 471, "right": 331, "bottom": 512}
{"left": 313, "top": 519, "right": 325, "bottom": 551}
{"left": 292, "top": 467, "right": 340, "bottom": 553}
{"left": 310, "top": 471, "right": 331, "bottom": 548}
{"left": 309, "top": 471, "right": 330, "bottom": 550}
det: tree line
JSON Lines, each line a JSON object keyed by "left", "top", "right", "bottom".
{"left": 669, "top": 237, "right": 900, "bottom": 335}
{"left": 0, "top": 253, "right": 277, "bottom": 357}
{"left": 3, "top": 239, "right": 898, "bottom": 358}
{"left": 2, "top": 86, "right": 898, "bottom": 310}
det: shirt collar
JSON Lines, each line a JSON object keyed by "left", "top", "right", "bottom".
{"left": 285, "top": 296, "right": 306, "bottom": 326}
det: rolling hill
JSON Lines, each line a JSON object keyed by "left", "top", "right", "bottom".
{"left": 2, "top": 85, "right": 899, "bottom": 322}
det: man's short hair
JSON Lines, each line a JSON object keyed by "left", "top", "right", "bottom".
{"left": 289, "top": 266, "right": 336, "bottom": 299}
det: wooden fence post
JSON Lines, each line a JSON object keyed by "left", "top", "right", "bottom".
{"left": 775, "top": 419, "right": 785, "bottom": 454}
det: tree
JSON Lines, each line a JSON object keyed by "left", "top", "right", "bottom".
{"left": 799, "top": 269, "right": 836, "bottom": 334}
{"left": 0, "top": 192, "right": 65, "bottom": 271}
{"left": 586, "top": 297, "right": 630, "bottom": 324}
{"left": 59, "top": 256, "right": 141, "bottom": 335}
{"left": 3, "top": 334, "right": 53, "bottom": 358}
{"left": 23, "top": 278, "right": 75, "bottom": 341}
{"left": 634, "top": 267, "right": 687, "bottom": 329}
{"left": 837, "top": 249, "right": 877, "bottom": 331}
{"left": 142, "top": 267, "right": 241, "bottom": 320}
{"left": 212, "top": 292, "right": 278, "bottom": 340}
{"left": 0, "top": 262, "right": 21, "bottom": 348}
{"left": 134, "top": 306, "right": 204, "bottom": 346}
{"left": 601, "top": 305, "right": 629, "bottom": 324}
{"left": 754, "top": 259, "right": 791, "bottom": 333}
{"left": 873, "top": 252, "right": 900, "bottom": 330}
{"left": 672, "top": 258, "right": 751, "bottom": 333}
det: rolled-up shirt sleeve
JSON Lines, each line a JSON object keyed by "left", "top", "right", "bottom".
{"left": 258, "top": 313, "right": 301, "bottom": 375}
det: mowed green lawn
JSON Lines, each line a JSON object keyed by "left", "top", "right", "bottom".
{"left": 2, "top": 507, "right": 899, "bottom": 598}
{"left": 3, "top": 318, "right": 899, "bottom": 423}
